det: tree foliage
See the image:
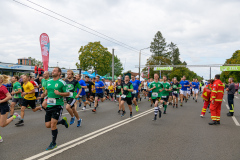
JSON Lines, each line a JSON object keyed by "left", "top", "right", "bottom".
{"left": 28, "top": 57, "right": 43, "bottom": 66}
{"left": 142, "top": 31, "right": 202, "bottom": 81}
{"left": 220, "top": 50, "right": 240, "bottom": 83}
{"left": 76, "top": 42, "right": 123, "bottom": 76}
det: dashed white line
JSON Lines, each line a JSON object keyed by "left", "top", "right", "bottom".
{"left": 223, "top": 99, "right": 226, "bottom": 102}
{"left": 25, "top": 108, "right": 154, "bottom": 160}
{"left": 226, "top": 104, "right": 240, "bottom": 126}
{"left": 235, "top": 96, "right": 239, "bottom": 99}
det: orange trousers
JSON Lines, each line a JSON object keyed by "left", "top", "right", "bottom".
{"left": 201, "top": 101, "right": 210, "bottom": 116}
{"left": 210, "top": 102, "right": 222, "bottom": 121}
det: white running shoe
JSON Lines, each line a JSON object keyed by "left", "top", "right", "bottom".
{"left": 200, "top": 115, "right": 204, "bottom": 118}
{"left": 82, "top": 107, "right": 86, "bottom": 110}
{"left": 0, "top": 136, "right": 3, "bottom": 143}
{"left": 14, "top": 112, "right": 21, "bottom": 120}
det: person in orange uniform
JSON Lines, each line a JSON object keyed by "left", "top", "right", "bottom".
{"left": 200, "top": 79, "right": 214, "bottom": 117}
{"left": 209, "top": 75, "right": 224, "bottom": 125}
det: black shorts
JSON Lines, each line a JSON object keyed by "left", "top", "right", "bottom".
{"left": 161, "top": 96, "right": 169, "bottom": 102}
{"left": 22, "top": 99, "right": 36, "bottom": 109}
{"left": 0, "top": 102, "right": 10, "bottom": 115}
{"left": 12, "top": 98, "right": 23, "bottom": 105}
{"left": 169, "top": 92, "right": 173, "bottom": 96}
{"left": 152, "top": 98, "right": 160, "bottom": 104}
{"left": 172, "top": 93, "right": 179, "bottom": 98}
{"left": 148, "top": 92, "right": 152, "bottom": 98}
{"left": 131, "top": 93, "right": 138, "bottom": 100}
{"left": 86, "top": 92, "right": 91, "bottom": 99}
{"left": 142, "top": 89, "right": 147, "bottom": 92}
{"left": 95, "top": 93, "right": 104, "bottom": 98}
{"left": 121, "top": 97, "right": 132, "bottom": 105}
{"left": 45, "top": 105, "right": 63, "bottom": 122}
{"left": 66, "top": 98, "right": 76, "bottom": 108}
{"left": 91, "top": 93, "right": 95, "bottom": 98}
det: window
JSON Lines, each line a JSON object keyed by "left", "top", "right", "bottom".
{"left": 20, "top": 59, "right": 22, "bottom": 65}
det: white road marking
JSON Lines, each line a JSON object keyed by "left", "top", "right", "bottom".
{"left": 226, "top": 104, "right": 240, "bottom": 126}
{"left": 62, "top": 108, "right": 91, "bottom": 115}
{"left": 25, "top": 108, "right": 154, "bottom": 160}
{"left": 235, "top": 96, "right": 239, "bottom": 99}
{"left": 223, "top": 99, "right": 226, "bottom": 102}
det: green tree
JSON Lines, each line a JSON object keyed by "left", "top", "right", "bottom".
{"left": 220, "top": 50, "right": 240, "bottom": 83}
{"left": 28, "top": 57, "right": 43, "bottom": 66}
{"left": 76, "top": 42, "right": 112, "bottom": 76}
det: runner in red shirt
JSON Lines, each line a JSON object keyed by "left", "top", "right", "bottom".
{"left": 0, "top": 75, "right": 21, "bottom": 142}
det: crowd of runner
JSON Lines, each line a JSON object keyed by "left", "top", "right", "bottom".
{"left": 0, "top": 68, "right": 228, "bottom": 150}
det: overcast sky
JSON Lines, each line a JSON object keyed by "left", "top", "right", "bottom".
{"left": 1, "top": 0, "right": 240, "bottom": 79}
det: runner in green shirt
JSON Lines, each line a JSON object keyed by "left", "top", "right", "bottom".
{"left": 120, "top": 75, "right": 134, "bottom": 117}
{"left": 65, "top": 70, "right": 82, "bottom": 127}
{"left": 39, "top": 71, "right": 51, "bottom": 109}
{"left": 171, "top": 78, "right": 181, "bottom": 108}
{"left": 10, "top": 75, "right": 23, "bottom": 117}
{"left": 148, "top": 73, "right": 163, "bottom": 121}
{"left": 161, "top": 75, "right": 172, "bottom": 114}
{"left": 42, "top": 67, "right": 70, "bottom": 151}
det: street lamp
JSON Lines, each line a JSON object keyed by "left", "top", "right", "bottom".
{"left": 139, "top": 47, "right": 150, "bottom": 79}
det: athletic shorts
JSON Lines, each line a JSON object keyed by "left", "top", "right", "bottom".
{"left": 78, "top": 95, "right": 86, "bottom": 102}
{"left": 142, "top": 89, "right": 147, "bottom": 92}
{"left": 45, "top": 105, "right": 63, "bottom": 122}
{"left": 66, "top": 98, "right": 76, "bottom": 108}
{"left": 95, "top": 93, "right": 104, "bottom": 98}
{"left": 180, "top": 90, "right": 187, "bottom": 96}
{"left": 131, "top": 93, "right": 138, "bottom": 99}
{"left": 194, "top": 89, "right": 199, "bottom": 94}
{"left": 161, "top": 96, "right": 169, "bottom": 102}
{"left": 187, "top": 91, "right": 190, "bottom": 95}
{"left": 172, "top": 93, "right": 179, "bottom": 98}
{"left": 115, "top": 93, "right": 121, "bottom": 99}
{"left": 86, "top": 92, "right": 91, "bottom": 99}
{"left": 91, "top": 93, "right": 96, "bottom": 98}
{"left": 12, "top": 98, "right": 23, "bottom": 105}
{"left": 22, "top": 99, "right": 36, "bottom": 109}
{"left": 148, "top": 92, "right": 152, "bottom": 98}
{"left": 121, "top": 97, "right": 132, "bottom": 105}
{"left": 152, "top": 98, "right": 160, "bottom": 104}
{"left": 169, "top": 92, "right": 173, "bottom": 96}
{"left": 0, "top": 102, "right": 10, "bottom": 115}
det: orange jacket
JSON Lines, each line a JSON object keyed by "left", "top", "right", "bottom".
{"left": 211, "top": 79, "right": 224, "bottom": 102}
{"left": 202, "top": 84, "right": 213, "bottom": 101}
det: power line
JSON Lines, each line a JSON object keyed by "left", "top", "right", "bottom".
{"left": 13, "top": 0, "right": 151, "bottom": 56}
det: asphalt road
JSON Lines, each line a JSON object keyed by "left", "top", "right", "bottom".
{"left": 1, "top": 93, "right": 240, "bottom": 160}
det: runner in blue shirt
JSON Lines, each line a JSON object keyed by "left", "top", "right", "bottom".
{"left": 179, "top": 76, "right": 190, "bottom": 106}
{"left": 75, "top": 74, "right": 90, "bottom": 110}
{"left": 92, "top": 75, "right": 106, "bottom": 112}
{"left": 130, "top": 75, "right": 141, "bottom": 112}
{"left": 192, "top": 78, "right": 200, "bottom": 102}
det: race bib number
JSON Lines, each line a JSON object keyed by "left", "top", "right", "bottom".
{"left": 85, "top": 88, "right": 89, "bottom": 92}
{"left": 132, "top": 90, "right": 137, "bottom": 94}
{"left": 121, "top": 95, "right": 126, "bottom": 98}
{"left": 152, "top": 92, "right": 158, "bottom": 97}
{"left": 116, "top": 95, "right": 120, "bottom": 98}
{"left": 47, "top": 98, "right": 56, "bottom": 105}
{"left": 173, "top": 91, "right": 178, "bottom": 94}
{"left": 162, "top": 96, "right": 167, "bottom": 98}
{"left": 68, "top": 92, "right": 73, "bottom": 97}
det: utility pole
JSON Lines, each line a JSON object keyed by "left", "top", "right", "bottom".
{"left": 112, "top": 49, "right": 114, "bottom": 81}
{"left": 139, "top": 47, "right": 150, "bottom": 79}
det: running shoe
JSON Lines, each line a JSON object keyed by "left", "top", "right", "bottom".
{"left": 121, "top": 111, "right": 126, "bottom": 117}
{"left": 77, "top": 119, "right": 82, "bottom": 127}
{"left": 46, "top": 142, "right": 57, "bottom": 151}
{"left": 140, "top": 98, "right": 142, "bottom": 101}
{"left": 193, "top": 97, "right": 194, "bottom": 100}
{"left": 89, "top": 103, "right": 92, "bottom": 108}
{"left": 173, "top": 104, "right": 175, "bottom": 108}
{"left": 180, "top": 103, "right": 183, "bottom": 107}
{"left": 195, "top": 100, "right": 197, "bottom": 102}
{"left": 79, "top": 102, "right": 82, "bottom": 108}
{"left": 118, "top": 110, "right": 121, "bottom": 114}
{"left": 152, "top": 115, "right": 157, "bottom": 121}
{"left": 15, "top": 120, "right": 24, "bottom": 126}
{"left": 70, "top": 117, "right": 75, "bottom": 125}
{"left": 0, "top": 136, "right": 3, "bottom": 143}
{"left": 130, "top": 113, "right": 132, "bottom": 118}
{"left": 62, "top": 117, "right": 69, "bottom": 128}
{"left": 163, "top": 110, "right": 166, "bottom": 114}
{"left": 150, "top": 104, "right": 153, "bottom": 107}
{"left": 14, "top": 112, "right": 21, "bottom": 120}
{"left": 92, "top": 109, "right": 96, "bottom": 112}
{"left": 176, "top": 104, "right": 178, "bottom": 108}
{"left": 82, "top": 106, "right": 86, "bottom": 110}
{"left": 136, "top": 105, "right": 139, "bottom": 112}
{"left": 200, "top": 115, "right": 204, "bottom": 118}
